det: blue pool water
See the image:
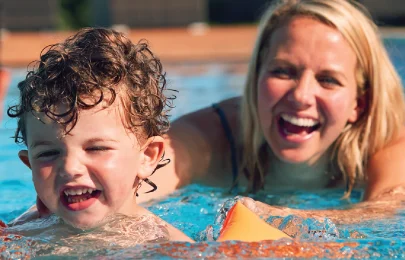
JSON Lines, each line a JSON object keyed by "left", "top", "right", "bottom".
{"left": 1, "top": 38, "right": 405, "bottom": 258}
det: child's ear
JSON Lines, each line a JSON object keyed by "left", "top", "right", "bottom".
{"left": 138, "top": 136, "right": 165, "bottom": 180}
{"left": 18, "top": 150, "right": 31, "bottom": 169}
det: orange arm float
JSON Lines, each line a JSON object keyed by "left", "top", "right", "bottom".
{"left": 217, "top": 201, "right": 291, "bottom": 242}
{"left": 0, "top": 69, "right": 10, "bottom": 122}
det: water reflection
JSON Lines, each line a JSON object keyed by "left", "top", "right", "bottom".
{"left": 4, "top": 213, "right": 170, "bottom": 257}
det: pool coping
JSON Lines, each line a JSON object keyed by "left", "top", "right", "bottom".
{"left": 1, "top": 25, "right": 405, "bottom": 68}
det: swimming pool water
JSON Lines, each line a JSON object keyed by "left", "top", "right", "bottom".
{"left": 1, "top": 38, "right": 405, "bottom": 258}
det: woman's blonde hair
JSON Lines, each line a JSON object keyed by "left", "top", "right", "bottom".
{"left": 241, "top": 0, "right": 405, "bottom": 196}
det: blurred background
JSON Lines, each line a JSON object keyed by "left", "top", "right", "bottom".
{"left": 1, "top": 0, "right": 405, "bottom": 67}
{"left": 1, "top": 0, "right": 405, "bottom": 31}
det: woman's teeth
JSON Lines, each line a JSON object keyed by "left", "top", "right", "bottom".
{"left": 280, "top": 113, "right": 319, "bottom": 127}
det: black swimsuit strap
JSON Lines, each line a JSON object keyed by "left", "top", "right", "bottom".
{"left": 212, "top": 103, "right": 239, "bottom": 188}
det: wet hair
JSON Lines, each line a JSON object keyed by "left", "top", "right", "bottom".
{"left": 240, "top": 0, "right": 405, "bottom": 196}
{"left": 8, "top": 27, "right": 171, "bottom": 145}
{"left": 8, "top": 28, "right": 173, "bottom": 193}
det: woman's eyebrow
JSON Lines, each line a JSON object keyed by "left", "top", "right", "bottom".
{"left": 268, "top": 58, "right": 299, "bottom": 69}
{"left": 270, "top": 58, "right": 293, "bottom": 65}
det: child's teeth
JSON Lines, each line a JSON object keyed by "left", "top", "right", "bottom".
{"left": 64, "top": 188, "right": 95, "bottom": 196}
{"left": 67, "top": 197, "right": 87, "bottom": 203}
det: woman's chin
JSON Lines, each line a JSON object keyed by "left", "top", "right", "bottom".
{"left": 275, "top": 150, "right": 319, "bottom": 165}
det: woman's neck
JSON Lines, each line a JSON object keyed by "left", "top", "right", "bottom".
{"left": 265, "top": 148, "right": 338, "bottom": 190}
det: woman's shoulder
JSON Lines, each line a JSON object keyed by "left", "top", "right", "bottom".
{"left": 165, "top": 97, "right": 242, "bottom": 186}
{"left": 173, "top": 96, "right": 241, "bottom": 127}
{"left": 170, "top": 96, "right": 242, "bottom": 144}
{"left": 371, "top": 126, "right": 405, "bottom": 159}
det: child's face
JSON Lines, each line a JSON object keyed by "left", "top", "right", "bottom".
{"left": 19, "top": 100, "right": 163, "bottom": 229}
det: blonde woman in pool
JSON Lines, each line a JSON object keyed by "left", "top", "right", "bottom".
{"left": 140, "top": 0, "right": 405, "bottom": 223}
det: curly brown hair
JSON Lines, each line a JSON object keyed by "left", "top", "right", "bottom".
{"left": 7, "top": 27, "right": 172, "bottom": 145}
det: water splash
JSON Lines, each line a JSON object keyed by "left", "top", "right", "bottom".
{"left": 2, "top": 213, "right": 170, "bottom": 257}
{"left": 202, "top": 196, "right": 348, "bottom": 243}
{"left": 78, "top": 240, "right": 405, "bottom": 259}
{"left": 1, "top": 185, "right": 404, "bottom": 258}
{"left": 199, "top": 196, "right": 240, "bottom": 241}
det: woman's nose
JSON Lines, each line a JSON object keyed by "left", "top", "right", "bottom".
{"left": 287, "top": 71, "right": 316, "bottom": 108}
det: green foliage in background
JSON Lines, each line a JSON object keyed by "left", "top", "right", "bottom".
{"left": 58, "top": 0, "right": 91, "bottom": 30}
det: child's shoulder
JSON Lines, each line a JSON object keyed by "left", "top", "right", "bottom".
{"left": 141, "top": 209, "right": 194, "bottom": 242}
{"left": 8, "top": 205, "right": 40, "bottom": 226}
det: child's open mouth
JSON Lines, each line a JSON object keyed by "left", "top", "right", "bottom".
{"left": 60, "top": 188, "right": 102, "bottom": 211}
{"left": 278, "top": 113, "right": 321, "bottom": 138}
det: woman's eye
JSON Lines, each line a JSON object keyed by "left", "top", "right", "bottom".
{"left": 318, "top": 76, "right": 342, "bottom": 87}
{"left": 36, "top": 150, "right": 59, "bottom": 159}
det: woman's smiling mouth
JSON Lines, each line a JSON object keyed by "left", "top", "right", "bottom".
{"left": 278, "top": 113, "right": 321, "bottom": 141}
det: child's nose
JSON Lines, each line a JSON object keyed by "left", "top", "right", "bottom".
{"left": 58, "top": 153, "right": 86, "bottom": 179}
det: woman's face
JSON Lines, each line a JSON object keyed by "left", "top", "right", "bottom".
{"left": 257, "top": 17, "right": 362, "bottom": 165}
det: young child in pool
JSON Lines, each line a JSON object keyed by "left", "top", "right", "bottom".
{"left": 7, "top": 27, "right": 192, "bottom": 242}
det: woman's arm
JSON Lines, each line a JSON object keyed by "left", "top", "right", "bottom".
{"left": 363, "top": 127, "right": 405, "bottom": 200}
{"left": 240, "top": 185, "right": 405, "bottom": 225}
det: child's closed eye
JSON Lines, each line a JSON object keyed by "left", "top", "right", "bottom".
{"left": 35, "top": 150, "right": 60, "bottom": 160}
{"left": 86, "top": 146, "right": 111, "bottom": 152}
